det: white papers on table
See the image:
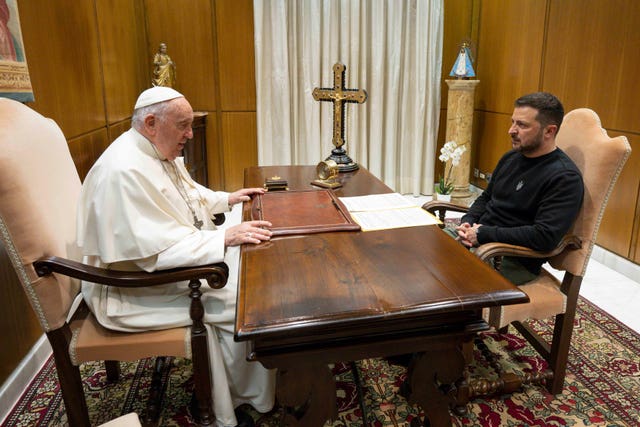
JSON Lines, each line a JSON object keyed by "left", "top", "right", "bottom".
{"left": 348, "top": 207, "right": 440, "bottom": 231}
{"left": 339, "top": 193, "right": 441, "bottom": 231}
{"left": 338, "top": 192, "right": 416, "bottom": 211}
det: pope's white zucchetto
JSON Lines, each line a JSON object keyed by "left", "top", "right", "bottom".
{"left": 134, "top": 86, "right": 184, "bottom": 110}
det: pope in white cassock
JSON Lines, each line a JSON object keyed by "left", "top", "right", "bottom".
{"left": 77, "top": 86, "right": 275, "bottom": 427}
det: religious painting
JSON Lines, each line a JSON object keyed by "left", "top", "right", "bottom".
{"left": 0, "top": 0, "right": 33, "bottom": 102}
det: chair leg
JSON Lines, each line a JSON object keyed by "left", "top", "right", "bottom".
{"left": 547, "top": 311, "right": 575, "bottom": 394}
{"left": 547, "top": 273, "right": 582, "bottom": 395}
{"left": 191, "top": 331, "right": 214, "bottom": 426}
{"left": 105, "top": 360, "right": 120, "bottom": 382}
{"left": 47, "top": 328, "right": 91, "bottom": 427}
{"left": 189, "top": 279, "right": 214, "bottom": 426}
{"left": 144, "top": 357, "right": 171, "bottom": 425}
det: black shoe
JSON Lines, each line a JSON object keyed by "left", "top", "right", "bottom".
{"left": 234, "top": 407, "right": 255, "bottom": 427}
{"left": 386, "top": 353, "right": 413, "bottom": 367}
{"left": 190, "top": 394, "right": 255, "bottom": 427}
{"left": 399, "top": 378, "right": 412, "bottom": 399}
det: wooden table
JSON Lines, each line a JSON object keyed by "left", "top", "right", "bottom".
{"left": 236, "top": 166, "right": 528, "bottom": 426}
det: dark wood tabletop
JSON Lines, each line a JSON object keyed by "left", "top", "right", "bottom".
{"left": 236, "top": 165, "right": 526, "bottom": 345}
{"left": 235, "top": 165, "right": 528, "bottom": 426}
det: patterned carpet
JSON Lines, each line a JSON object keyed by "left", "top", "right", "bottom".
{"left": 4, "top": 296, "right": 639, "bottom": 426}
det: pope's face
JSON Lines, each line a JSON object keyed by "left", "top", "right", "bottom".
{"left": 508, "top": 106, "right": 545, "bottom": 156}
{"left": 153, "top": 98, "right": 194, "bottom": 161}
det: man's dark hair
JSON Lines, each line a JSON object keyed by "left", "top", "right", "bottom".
{"left": 514, "top": 92, "right": 564, "bottom": 130}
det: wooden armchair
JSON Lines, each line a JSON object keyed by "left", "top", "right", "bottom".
{"left": 0, "top": 98, "right": 228, "bottom": 426}
{"left": 423, "top": 108, "right": 631, "bottom": 402}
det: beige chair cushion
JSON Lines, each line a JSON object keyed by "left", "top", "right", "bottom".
{"left": 486, "top": 269, "right": 567, "bottom": 329}
{"left": 69, "top": 307, "right": 189, "bottom": 365}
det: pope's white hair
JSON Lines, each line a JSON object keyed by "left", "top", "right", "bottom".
{"left": 131, "top": 101, "right": 173, "bottom": 131}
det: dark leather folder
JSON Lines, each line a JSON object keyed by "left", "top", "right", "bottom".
{"left": 251, "top": 189, "right": 360, "bottom": 236}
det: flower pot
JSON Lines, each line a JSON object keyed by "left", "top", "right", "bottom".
{"left": 435, "top": 193, "right": 451, "bottom": 202}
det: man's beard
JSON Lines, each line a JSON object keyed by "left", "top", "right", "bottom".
{"left": 512, "top": 130, "right": 543, "bottom": 154}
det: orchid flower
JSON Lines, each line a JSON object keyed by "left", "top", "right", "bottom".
{"left": 437, "top": 141, "right": 466, "bottom": 195}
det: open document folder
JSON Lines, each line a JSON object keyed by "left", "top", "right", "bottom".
{"left": 339, "top": 192, "right": 441, "bottom": 231}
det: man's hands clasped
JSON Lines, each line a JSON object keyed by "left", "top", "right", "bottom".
{"left": 455, "top": 222, "right": 481, "bottom": 248}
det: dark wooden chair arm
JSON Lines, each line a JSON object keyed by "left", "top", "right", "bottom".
{"left": 474, "top": 235, "right": 582, "bottom": 263}
{"left": 33, "top": 256, "right": 229, "bottom": 289}
{"left": 421, "top": 200, "right": 470, "bottom": 214}
{"left": 421, "top": 200, "right": 469, "bottom": 227}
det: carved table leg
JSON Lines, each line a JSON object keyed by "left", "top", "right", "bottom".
{"left": 407, "top": 342, "right": 466, "bottom": 427}
{"left": 451, "top": 337, "right": 475, "bottom": 415}
{"left": 276, "top": 363, "right": 337, "bottom": 427}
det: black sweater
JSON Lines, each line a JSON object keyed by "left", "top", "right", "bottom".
{"left": 461, "top": 148, "right": 584, "bottom": 274}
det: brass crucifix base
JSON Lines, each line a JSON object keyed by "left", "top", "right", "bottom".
{"left": 327, "top": 147, "right": 359, "bottom": 172}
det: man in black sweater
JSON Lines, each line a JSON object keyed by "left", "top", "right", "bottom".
{"left": 456, "top": 92, "right": 584, "bottom": 285}
{"left": 387, "top": 92, "right": 584, "bottom": 370}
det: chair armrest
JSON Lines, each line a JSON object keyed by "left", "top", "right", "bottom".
{"left": 33, "top": 256, "right": 229, "bottom": 289}
{"left": 421, "top": 200, "right": 469, "bottom": 227}
{"left": 474, "top": 235, "right": 582, "bottom": 263}
{"left": 421, "top": 200, "right": 470, "bottom": 214}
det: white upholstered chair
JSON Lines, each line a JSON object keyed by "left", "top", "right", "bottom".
{"left": 0, "top": 98, "right": 228, "bottom": 426}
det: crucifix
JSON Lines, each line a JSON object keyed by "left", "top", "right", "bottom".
{"left": 313, "top": 63, "right": 367, "bottom": 172}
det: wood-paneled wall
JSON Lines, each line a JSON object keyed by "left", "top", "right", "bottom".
{"left": 3, "top": 0, "right": 640, "bottom": 387}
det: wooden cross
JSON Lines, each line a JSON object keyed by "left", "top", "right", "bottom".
{"left": 313, "top": 63, "right": 367, "bottom": 167}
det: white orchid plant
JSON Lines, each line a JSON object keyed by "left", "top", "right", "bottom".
{"left": 436, "top": 140, "right": 466, "bottom": 195}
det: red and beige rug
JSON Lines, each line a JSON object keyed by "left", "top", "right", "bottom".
{"left": 4, "top": 296, "right": 639, "bottom": 426}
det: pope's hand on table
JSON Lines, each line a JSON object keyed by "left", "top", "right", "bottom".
{"left": 225, "top": 220, "right": 272, "bottom": 247}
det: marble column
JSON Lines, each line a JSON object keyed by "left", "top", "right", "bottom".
{"left": 444, "top": 79, "right": 479, "bottom": 203}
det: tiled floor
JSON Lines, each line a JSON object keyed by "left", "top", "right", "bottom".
{"left": 404, "top": 194, "right": 640, "bottom": 335}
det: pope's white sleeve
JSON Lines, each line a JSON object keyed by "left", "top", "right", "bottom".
{"left": 135, "top": 229, "right": 226, "bottom": 271}
{"left": 197, "top": 183, "right": 231, "bottom": 214}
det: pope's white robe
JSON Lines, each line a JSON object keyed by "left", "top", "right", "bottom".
{"left": 77, "top": 128, "right": 275, "bottom": 427}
